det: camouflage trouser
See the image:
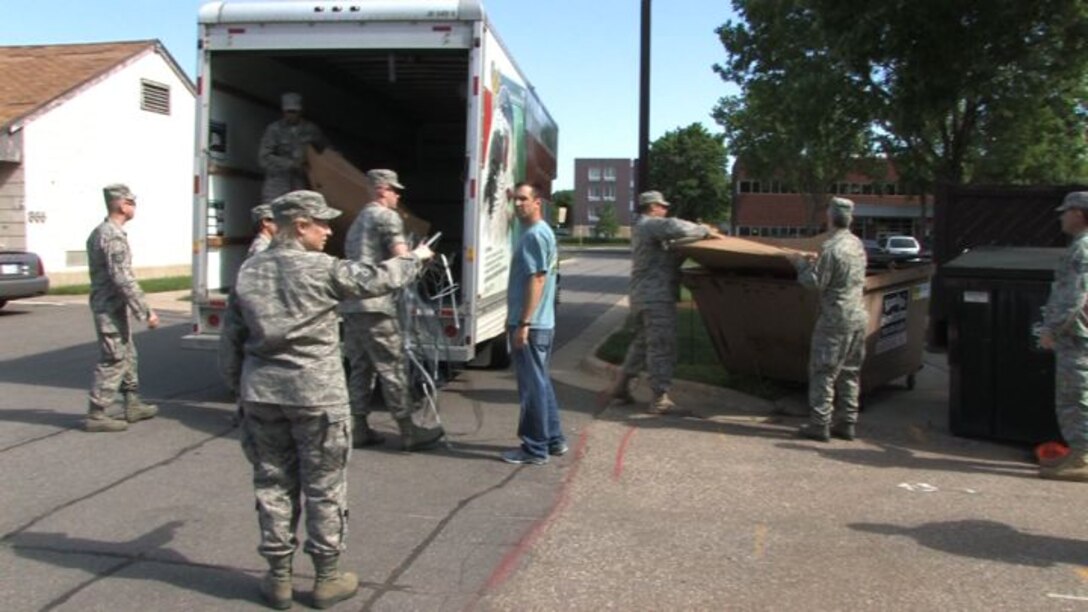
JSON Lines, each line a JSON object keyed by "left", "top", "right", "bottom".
{"left": 342, "top": 312, "right": 415, "bottom": 421}
{"left": 239, "top": 401, "right": 351, "bottom": 559}
{"left": 1055, "top": 336, "right": 1088, "bottom": 451}
{"left": 621, "top": 303, "right": 677, "bottom": 395}
{"left": 808, "top": 323, "right": 866, "bottom": 426}
{"left": 261, "top": 172, "right": 307, "bottom": 204}
{"left": 88, "top": 308, "right": 138, "bottom": 411}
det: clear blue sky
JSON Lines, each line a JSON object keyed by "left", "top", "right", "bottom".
{"left": 2, "top": 0, "right": 739, "bottom": 190}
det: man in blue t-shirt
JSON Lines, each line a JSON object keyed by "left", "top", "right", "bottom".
{"left": 501, "top": 182, "right": 566, "bottom": 465}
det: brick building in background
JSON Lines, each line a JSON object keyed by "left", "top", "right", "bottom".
{"left": 732, "top": 160, "right": 931, "bottom": 241}
{"left": 572, "top": 158, "right": 637, "bottom": 238}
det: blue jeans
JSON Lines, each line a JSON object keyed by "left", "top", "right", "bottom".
{"left": 510, "top": 326, "right": 565, "bottom": 459}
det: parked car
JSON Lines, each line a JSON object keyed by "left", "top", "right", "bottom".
{"left": 878, "top": 235, "right": 922, "bottom": 257}
{"left": 0, "top": 251, "right": 49, "bottom": 309}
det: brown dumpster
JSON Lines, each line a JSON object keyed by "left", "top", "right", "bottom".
{"left": 676, "top": 237, "right": 933, "bottom": 394}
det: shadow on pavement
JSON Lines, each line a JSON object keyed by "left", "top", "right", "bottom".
{"left": 10, "top": 520, "right": 261, "bottom": 606}
{"left": 851, "top": 519, "right": 1088, "bottom": 567}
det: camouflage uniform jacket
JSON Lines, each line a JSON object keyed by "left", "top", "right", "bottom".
{"left": 629, "top": 215, "right": 710, "bottom": 306}
{"left": 794, "top": 228, "right": 868, "bottom": 330}
{"left": 86, "top": 218, "right": 151, "bottom": 319}
{"left": 246, "top": 233, "right": 271, "bottom": 259}
{"left": 1043, "top": 230, "right": 1088, "bottom": 339}
{"left": 339, "top": 202, "right": 407, "bottom": 316}
{"left": 257, "top": 118, "right": 326, "bottom": 202}
{"left": 219, "top": 236, "right": 421, "bottom": 409}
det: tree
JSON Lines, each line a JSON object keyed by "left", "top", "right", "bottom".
{"left": 715, "top": 0, "right": 1088, "bottom": 191}
{"left": 550, "top": 189, "right": 574, "bottom": 227}
{"left": 595, "top": 203, "right": 620, "bottom": 239}
{"left": 714, "top": 1, "right": 875, "bottom": 230}
{"left": 647, "top": 123, "right": 731, "bottom": 222}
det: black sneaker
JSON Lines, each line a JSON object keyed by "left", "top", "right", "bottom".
{"left": 549, "top": 440, "right": 570, "bottom": 456}
{"left": 797, "top": 423, "right": 830, "bottom": 442}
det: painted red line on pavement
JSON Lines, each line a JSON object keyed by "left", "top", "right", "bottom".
{"left": 476, "top": 427, "right": 591, "bottom": 600}
{"left": 612, "top": 425, "right": 637, "bottom": 481}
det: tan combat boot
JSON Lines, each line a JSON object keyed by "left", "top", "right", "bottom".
{"left": 352, "top": 414, "right": 386, "bottom": 448}
{"left": 260, "top": 554, "right": 293, "bottom": 610}
{"left": 85, "top": 404, "right": 128, "bottom": 433}
{"left": 396, "top": 417, "right": 444, "bottom": 452}
{"left": 311, "top": 554, "right": 359, "bottom": 609}
{"left": 649, "top": 391, "right": 690, "bottom": 416}
{"left": 123, "top": 392, "right": 159, "bottom": 423}
{"left": 1040, "top": 450, "right": 1088, "bottom": 482}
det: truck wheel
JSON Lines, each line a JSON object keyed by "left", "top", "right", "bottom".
{"left": 469, "top": 335, "right": 511, "bottom": 369}
{"left": 906, "top": 373, "right": 917, "bottom": 391}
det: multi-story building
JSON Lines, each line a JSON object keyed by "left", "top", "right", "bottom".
{"left": 732, "top": 160, "right": 931, "bottom": 241}
{"left": 572, "top": 158, "right": 637, "bottom": 238}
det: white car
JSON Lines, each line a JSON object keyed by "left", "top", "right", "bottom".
{"left": 878, "top": 235, "right": 921, "bottom": 257}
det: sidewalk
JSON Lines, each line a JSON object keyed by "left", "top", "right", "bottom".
{"left": 476, "top": 300, "right": 1088, "bottom": 610}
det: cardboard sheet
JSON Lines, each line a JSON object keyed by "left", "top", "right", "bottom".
{"left": 306, "top": 147, "right": 432, "bottom": 253}
{"left": 673, "top": 234, "right": 827, "bottom": 274}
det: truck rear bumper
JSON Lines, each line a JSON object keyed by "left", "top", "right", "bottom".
{"left": 181, "top": 333, "right": 220, "bottom": 351}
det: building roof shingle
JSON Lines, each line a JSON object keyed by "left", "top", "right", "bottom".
{"left": 0, "top": 40, "right": 158, "bottom": 130}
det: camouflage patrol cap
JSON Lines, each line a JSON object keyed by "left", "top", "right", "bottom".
{"left": 281, "top": 92, "right": 302, "bottom": 111}
{"left": 270, "top": 190, "right": 342, "bottom": 222}
{"left": 639, "top": 190, "right": 670, "bottom": 208}
{"left": 1056, "top": 191, "right": 1088, "bottom": 212}
{"left": 103, "top": 183, "right": 136, "bottom": 202}
{"left": 367, "top": 169, "right": 405, "bottom": 190}
{"left": 829, "top": 197, "right": 855, "bottom": 213}
{"left": 250, "top": 204, "right": 274, "bottom": 224}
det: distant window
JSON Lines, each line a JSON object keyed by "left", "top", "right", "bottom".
{"left": 588, "top": 167, "right": 601, "bottom": 181}
{"left": 862, "top": 183, "right": 874, "bottom": 195}
{"left": 588, "top": 186, "right": 600, "bottom": 201}
{"left": 140, "top": 80, "right": 171, "bottom": 115}
{"left": 603, "top": 184, "right": 616, "bottom": 200}
{"left": 885, "top": 183, "right": 897, "bottom": 195}
{"left": 739, "top": 181, "right": 752, "bottom": 193}
{"left": 603, "top": 167, "right": 616, "bottom": 181}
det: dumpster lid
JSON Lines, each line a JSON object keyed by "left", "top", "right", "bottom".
{"left": 943, "top": 246, "right": 1063, "bottom": 280}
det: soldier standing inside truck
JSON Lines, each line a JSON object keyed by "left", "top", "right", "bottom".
{"left": 787, "top": 196, "right": 868, "bottom": 442}
{"left": 1039, "top": 191, "right": 1088, "bottom": 483}
{"left": 257, "top": 92, "right": 327, "bottom": 204}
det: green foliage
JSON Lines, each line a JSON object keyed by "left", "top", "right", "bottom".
{"left": 550, "top": 189, "right": 574, "bottom": 227}
{"left": 647, "top": 123, "right": 731, "bottom": 222}
{"left": 716, "top": 0, "right": 1088, "bottom": 188}
{"left": 49, "top": 275, "right": 192, "bottom": 295}
{"left": 595, "top": 203, "right": 620, "bottom": 239}
{"left": 595, "top": 303, "right": 793, "bottom": 400}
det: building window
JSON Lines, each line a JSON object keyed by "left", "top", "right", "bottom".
{"left": 739, "top": 181, "right": 752, "bottom": 193}
{"left": 140, "top": 80, "right": 171, "bottom": 115}
{"left": 602, "top": 184, "right": 616, "bottom": 200}
{"left": 588, "top": 167, "right": 601, "bottom": 181}
{"left": 603, "top": 167, "right": 616, "bottom": 181}
{"left": 588, "top": 186, "right": 600, "bottom": 201}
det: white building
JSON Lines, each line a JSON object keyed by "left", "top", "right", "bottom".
{"left": 0, "top": 40, "right": 195, "bottom": 286}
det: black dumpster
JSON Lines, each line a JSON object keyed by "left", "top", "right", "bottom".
{"left": 943, "top": 247, "right": 1062, "bottom": 444}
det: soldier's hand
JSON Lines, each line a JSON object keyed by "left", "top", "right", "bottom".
{"left": 147, "top": 311, "right": 160, "bottom": 329}
{"left": 513, "top": 325, "right": 529, "bottom": 350}
{"left": 1040, "top": 330, "right": 1055, "bottom": 351}
{"left": 412, "top": 244, "right": 435, "bottom": 261}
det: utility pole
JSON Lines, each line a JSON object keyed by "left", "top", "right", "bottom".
{"left": 637, "top": 0, "right": 651, "bottom": 195}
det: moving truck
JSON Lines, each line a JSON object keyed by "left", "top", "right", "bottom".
{"left": 183, "top": 0, "right": 559, "bottom": 366}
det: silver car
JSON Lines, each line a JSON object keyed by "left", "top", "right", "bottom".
{"left": 0, "top": 251, "right": 49, "bottom": 309}
{"left": 878, "top": 235, "right": 921, "bottom": 257}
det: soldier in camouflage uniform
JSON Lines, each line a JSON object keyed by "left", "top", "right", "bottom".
{"left": 258, "top": 92, "right": 327, "bottom": 204}
{"left": 1039, "top": 191, "right": 1088, "bottom": 482}
{"left": 246, "top": 204, "right": 276, "bottom": 259}
{"left": 84, "top": 184, "right": 160, "bottom": 433}
{"left": 220, "top": 190, "right": 432, "bottom": 609}
{"left": 601, "top": 190, "right": 717, "bottom": 414}
{"left": 340, "top": 169, "right": 444, "bottom": 451}
{"left": 788, "top": 197, "right": 869, "bottom": 442}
